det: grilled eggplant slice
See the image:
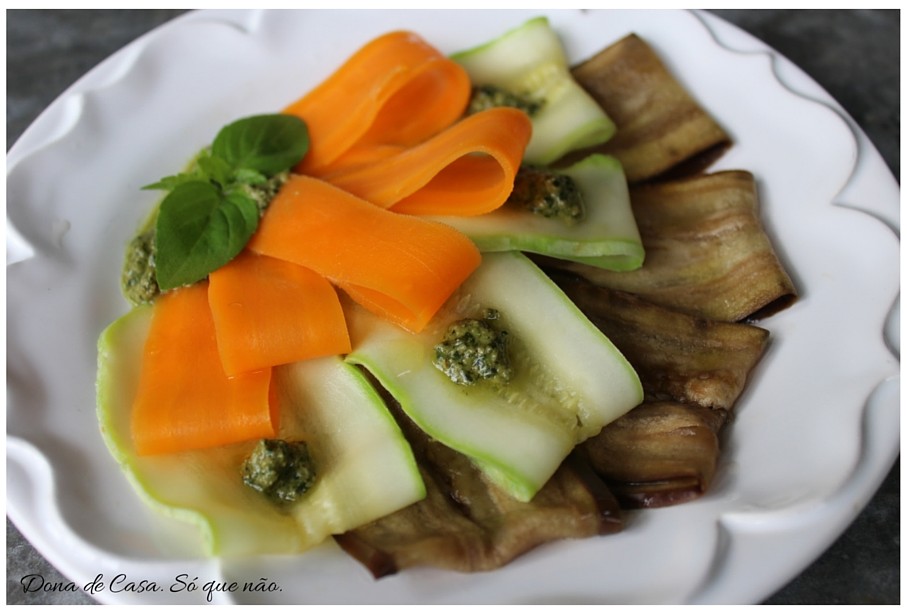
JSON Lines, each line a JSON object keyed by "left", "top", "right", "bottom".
{"left": 580, "top": 401, "right": 727, "bottom": 508}
{"left": 549, "top": 276, "right": 770, "bottom": 410}
{"left": 565, "top": 33, "right": 730, "bottom": 182}
{"left": 539, "top": 171, "right": 797, "bottom": 323}
{"left": 335, "top": 394, "right": 622, "bottom": 577}
{"left": 549, "top": 273, "right": 770, "bottom": 508}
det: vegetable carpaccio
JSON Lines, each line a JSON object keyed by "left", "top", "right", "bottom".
{"left": 98, "top": 16, "right": 796, "bottom": 578}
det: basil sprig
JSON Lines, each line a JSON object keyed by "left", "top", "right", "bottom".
{"left": 145, "top": 114, "right": 309, "bottom": 291}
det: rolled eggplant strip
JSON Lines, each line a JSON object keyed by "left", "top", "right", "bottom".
{"left": 540, "top": 170, "right": 797, "bottom": 323}
{"left": 580, "top": 401, "right": 727, "bottom": 509}
{"left": 549, "top": 275, "right": 769, "bottom": 508}
{"left": 564, "top": 33, "right": 730, "bottom": 183}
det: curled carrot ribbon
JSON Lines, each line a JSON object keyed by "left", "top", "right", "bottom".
{"left": 326, "top": 107, "right": 532, "bottom": 216}
{"left": 284, "top": 30, "right": 530, "bottom": 217}
{"left": 285, "top": 31, "right": 472, "bottom": 176}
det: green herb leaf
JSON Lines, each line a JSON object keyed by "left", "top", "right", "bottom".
{"left": 212, "top": 114, "right": 309, "bottom": 175}
{"left": 145, "top": 113, "right": 309, "bottom": 291}
{"left": 142, "top": 172, "right": 201, "bottom": 191}
{"left": 154, "top": 181, "right": 260, "bottom": 290}
{"left": 196, "top": 152, "right": 234, "bottom": 188}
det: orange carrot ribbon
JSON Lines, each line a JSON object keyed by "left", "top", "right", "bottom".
{"left": 325, "top": 107, "right": 532, "bottom": 216}
{"left": 131, "top": 282, "right": 276, "bottom": 456}
{"left": 208, "top": 251, "right": 351, "bottom": 376}
{"left": 248, "top": 174, "right": 482, "bottom": 333}
{"left": 285, "top": 30, "right": 472, "bottom": 176}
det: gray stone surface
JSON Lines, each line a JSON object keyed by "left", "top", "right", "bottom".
{"left": 6, "top": 9, "right": 899, "bottom": 605}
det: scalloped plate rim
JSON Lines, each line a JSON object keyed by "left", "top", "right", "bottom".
{"left": 6, "top": 9, "right": 900, "bottom": 605}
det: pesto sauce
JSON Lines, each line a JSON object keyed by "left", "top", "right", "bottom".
{"left": 433, "top": 308, "right": 512, "bottom": 386}
{"left": 242, "top": 439, "right": 316, "bottom": 504}
{"left": 507, "top": 166, "right": 585, "bottom": 225}
{"left": 119, "top": 171, "right": 291, "bottom": 304}
{"left": 239, "top": 170, "right": 290, "bottom": 215}
{"left": 467, "top": 84, "right": 543, "bottom": 117}
{"left": 121, "top": 229, "right": 160, "bottom": 305}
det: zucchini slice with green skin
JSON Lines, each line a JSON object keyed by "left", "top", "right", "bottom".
{"left": 452, "top": 16, "right": 616, "bottom": 165}
{"left": 431, "top": 154, "right": 644, "bottom": 271}
{"left": 96, "top": 307, "right": 425, "bottom": 556}
{"left": 345, "top": 252, "right": 643, "bottom": 502}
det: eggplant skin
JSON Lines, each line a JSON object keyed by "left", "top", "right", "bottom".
{"left": 566, "top": 33, "right": 731, "bottom": 183}
{"left": 580, "top": 402, "right": 727, "bottom": 509}
{"left": 335, "top": 391, "right": 622, "bottom": 578}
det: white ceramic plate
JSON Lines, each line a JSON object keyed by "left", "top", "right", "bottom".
{"left": 7, "top": 9, "right": 899, "bottom": 605}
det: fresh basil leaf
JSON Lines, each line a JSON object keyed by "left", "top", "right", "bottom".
{"left": 212, "top": 114, "right": 309, "bottom": 175}
{"left": 142, "top": 172, "right": 200, "bottom": 191}
{"left": 196, "top": 152, "right": 234, "bottom": 188}
{"left": 141, "top": 114, "right": 309, "bottom": 291}
{"left": 154, "top": 181, "right": 259, "bottom": 290}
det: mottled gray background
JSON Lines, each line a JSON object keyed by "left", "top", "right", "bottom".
{"left": 6, "top": 9, "right": 899, "bottom": 605}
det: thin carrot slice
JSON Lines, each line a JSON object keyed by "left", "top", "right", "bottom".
{"left": 284, "top": 31, "right": 471, "bottom": 176}
{"left": 248, "top": 175, "right": 481, "bottom": 333}
{"left": 324, "top": 107, "right": 532, "bottom": 216}
{"left": 208, "top": 251, "right": 351, "bottom": 376}
{"left": 131, "top": 282, "right": 276, "bottom": 456}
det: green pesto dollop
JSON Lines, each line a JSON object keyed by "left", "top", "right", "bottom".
{"left": 507, "top": 165, "right": 585, "bottom": 225}
{"left": 242, "top": 439, "right": 316, "bottom": 504}
{"left": 121, "top": 229, "right": 160, "bottom": 305}
{"left": 467, "top": 84, "right": 543, "bottom": 117}
{"left": 238, "top": 169, "right": 291, "bottom": 215}
{"left": 433, "top": 308, "right": 512, "bottom": 386}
